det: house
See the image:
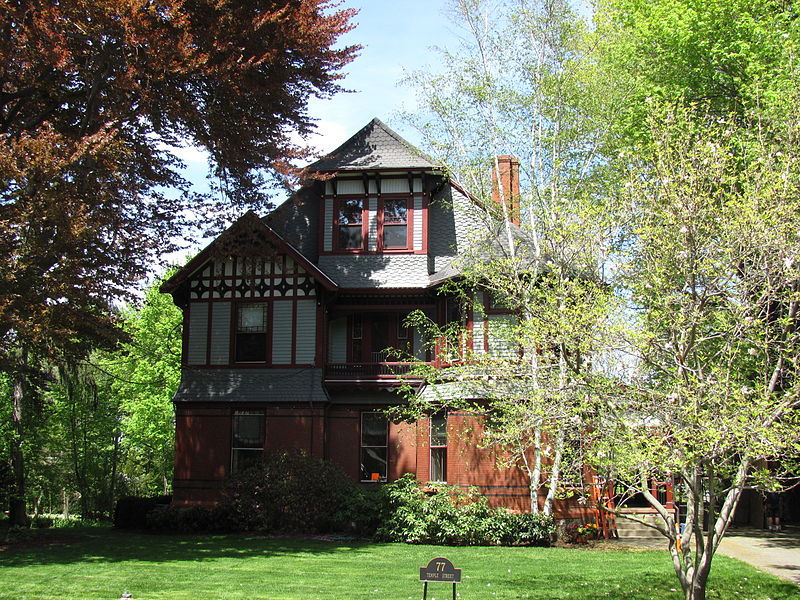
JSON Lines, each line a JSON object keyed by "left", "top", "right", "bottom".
{"left": 160, "top": 118, "right": 595, "bottom": 518}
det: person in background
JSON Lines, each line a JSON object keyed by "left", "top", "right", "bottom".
{"left": 764, "top": 490, "right": 782, "bottom": 532}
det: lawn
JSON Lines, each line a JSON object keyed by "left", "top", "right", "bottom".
{"left": 0, "top": 527, "right": 796, "bottom": 600}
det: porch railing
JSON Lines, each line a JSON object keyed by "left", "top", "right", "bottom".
{"left": 325, "top": 361, "right": 426, "bottom": 380}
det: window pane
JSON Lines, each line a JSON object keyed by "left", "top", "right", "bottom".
{"left": 431, "top": 413, "right": 447, "bottom": 447}
{"left": 239, "top": 303, "right": 267, "bottom": 332}
{"left": 338, "top": 199, "right": 363, "bottom": 225}
{"left": 233, "top": 412, "right": 264, "bottom": 448}
{"left": 383, "top": 224, "right": 407, "bottom": 248}
{"left": 339, "top": 225, "right": 363, "bottom": 249}
{"left": 232, "top": 449, "right": 263, "bottom": 473}
{"left": 362, "top": 412, "right": 387, "bottom": 447}
{"left": 361, "top": 447, "right": 387, "bottom": 481}
{"left": 236, "top": 332, "right": 266, "bottom": 362}
{"left": 430, "top": 447, "right": 447, "bottom": 482}
{"left": 383, "top": 199, "right": 407, "bottom": 223}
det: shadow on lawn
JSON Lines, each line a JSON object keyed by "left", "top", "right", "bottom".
{"left": 0, "top": 527, "right": 374, "bottom": 567}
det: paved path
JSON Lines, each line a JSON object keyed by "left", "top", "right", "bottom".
{"left": 719, "top": 526, "right": 800, "bottom": 586}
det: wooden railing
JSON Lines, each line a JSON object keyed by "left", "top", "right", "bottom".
{"left": 325, "top": 362, "right": 427, "bottom": 380}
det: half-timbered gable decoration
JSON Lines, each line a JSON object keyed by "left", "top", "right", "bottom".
{"left": 161, "top": 211, "right": 336, "bottom": 368}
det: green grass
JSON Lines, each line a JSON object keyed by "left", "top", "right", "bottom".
{"left": 0, "top": 527, "right": 796, "bottom": 600}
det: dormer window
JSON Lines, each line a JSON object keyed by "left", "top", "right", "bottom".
{"left": 323, "top": 174, "right": 427, "bottom": 255}
{"left": 337, "top": 198, "right": 365, "bottom": 250}
{"left": 381, "top": 198, "right": 409, "bottom": 249}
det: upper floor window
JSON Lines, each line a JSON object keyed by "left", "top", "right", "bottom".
{"left": 381, "top": 198, "right": 409, "bottom": 249}
{"left": 337, "top": 198, "right": 364, "bottom": 250}
{"left": 236, "top": 302, "right": 268, "bottom": 362}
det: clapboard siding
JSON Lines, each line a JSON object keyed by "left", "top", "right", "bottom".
{"left": 187, "top": 303, "right": 209, "bottom": 365}
{"left": 295, "top": 300, "right": 317, "bottom": 364}
{"left": 328, "top": 317, "right": 347, "bottom": 363}
{"left": 209, "top": 303, "right": 231, "bottom": 365}
{"left": 323, "top": 198, "right": 333, "bottom": 252}
{"left": 271, "top": 301, "right": 293, "bottom": 364}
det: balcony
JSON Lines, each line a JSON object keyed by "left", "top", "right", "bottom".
{"left": 325, "top": 358, "right": 427, "bottom": 383}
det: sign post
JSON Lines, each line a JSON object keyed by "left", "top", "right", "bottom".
{"left": 419, "top": 557, "right": 462, "bottom": 600}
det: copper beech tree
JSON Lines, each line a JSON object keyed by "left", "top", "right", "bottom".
{"left": 0, "top": 0, "right": 357, "bottom": 525}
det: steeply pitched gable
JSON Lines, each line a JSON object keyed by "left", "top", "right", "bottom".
{"left": 308, "top": 117, "right": 441, "bottom": 172}
{"left": 161, "top": 210, "right": 337, "bottom": 299}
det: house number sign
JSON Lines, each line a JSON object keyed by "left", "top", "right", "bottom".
{"left": 419, "top": 557, "right": 461, "bottom": 600}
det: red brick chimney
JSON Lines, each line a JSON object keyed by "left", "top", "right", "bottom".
{"left": 491, "top": 155, "right": 520, "bottom": 226}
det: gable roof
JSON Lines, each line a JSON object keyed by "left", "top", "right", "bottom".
{"left": 307, "top": 117, "right": 441, "bottom": 172}
{"left": 160, "top": 210, "right": 338, "bottom": 295}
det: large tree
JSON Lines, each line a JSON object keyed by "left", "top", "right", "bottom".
{"left": 0, "top": 0, "right": 357, "bottom": 525}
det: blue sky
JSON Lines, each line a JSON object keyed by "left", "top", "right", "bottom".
{"left": 174, "top": 0, "right": 459, "bottom": 197}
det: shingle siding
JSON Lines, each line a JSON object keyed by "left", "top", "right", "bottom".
{"left": 317, "top": 254, "right": 430, "bottom": 288}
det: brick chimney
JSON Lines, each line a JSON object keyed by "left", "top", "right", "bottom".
{"left": 491, "top": 155, "right": 520, "bottom": 226}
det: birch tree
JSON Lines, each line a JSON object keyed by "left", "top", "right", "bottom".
{"left": 397, "top": 0, "right": 620, "bottom": 514}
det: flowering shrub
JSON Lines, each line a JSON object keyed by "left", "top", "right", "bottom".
{"left": 577, "top": 522, "right": 599, "bottom": 537}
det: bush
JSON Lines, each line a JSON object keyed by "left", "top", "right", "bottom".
{"left": 376, "top": 474, "right": 554, "bottom": 546}
{"left": 222, "top": 452, "right": 383, "bottom": 534}
{"left": 145, "top": 504, "right": 236, "bottom": 533}
{"left": 113, "top": 495, "right": 171, "bottom": 530}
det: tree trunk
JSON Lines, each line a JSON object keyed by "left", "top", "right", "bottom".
{"left": 9, "top": 363, "right": 28, "bottom": 526}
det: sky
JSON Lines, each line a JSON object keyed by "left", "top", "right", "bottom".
{"left": 173, "top": 0, "right": 460, "bottom": 199}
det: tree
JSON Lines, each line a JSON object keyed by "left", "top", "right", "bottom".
{"left": 0, "top": 0, "right": 357, "bottom": 524}
{"left": 396, "top": 0, "right": 618, "bottom": 514}
{"left": 589, "top": 104, "right": 800, "bottom": 600}
{"left": 103, "top": 276, "right": 182, "bottom": 496}
{"left": 582, "top": 2, "right": 800, "bottom": 599}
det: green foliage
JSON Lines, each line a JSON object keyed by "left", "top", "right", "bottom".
{"left": 113, "top": 495, "right": 171, "bottom": 530}
{"left": 223, "top": 453, "right": 383, "bottom": 535}
{"left": 376, "top": 474, "right": 554, "bottom": 546}
{"left": 101, "top": 276, "right": 182, "bottom": 496}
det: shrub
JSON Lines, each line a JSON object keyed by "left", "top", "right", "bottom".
{"left": 376, "top": 474, "right": 554, "bottom": 546}
{"left": 222, "top": 452, "right": 381, "bottom": 534}
{"left": 113, "top": 495, "right": 171, "bottom": 530}
{"left": 145, "top": 504, "right": 236, "bottom": 533}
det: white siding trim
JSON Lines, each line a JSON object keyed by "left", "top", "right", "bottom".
{"left": 413, "top": 196, "right": 423, "bottom": 251}
{"left": 368, "top": 197, "right": 378, "bottom": 251}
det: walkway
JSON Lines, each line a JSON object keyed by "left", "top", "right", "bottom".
{"left": 719, "top": 525, "right": 800, "bottom": 586}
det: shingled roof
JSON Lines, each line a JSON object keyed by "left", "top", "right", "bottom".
{"left": 308, "top": 117, "right": 441, "bottom": 171}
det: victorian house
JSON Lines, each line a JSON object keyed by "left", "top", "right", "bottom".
{"left": 161, "top": 118, "right": 599, "bottom": 518}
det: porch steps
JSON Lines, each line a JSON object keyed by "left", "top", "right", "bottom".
{"left": 613, "top": 512, "right": 664, "bottom": 539}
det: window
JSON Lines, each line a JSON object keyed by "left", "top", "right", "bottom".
{"left": 360, "top": 412, "right": 388, "bottom": 481}
{"left": 381, "top": 198, "right": 408, "bottom": 249}
{"left": 337, "top": 198, "right": 364, "bottom": 249}
{"left": 231, "top": 410, "right": 265, "bottom": 473}
{"left": 235, "top": 303, "right": 268, "bottom": 362}
{"left": 430, "top": 413, "right": 447, "bottom": 482}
